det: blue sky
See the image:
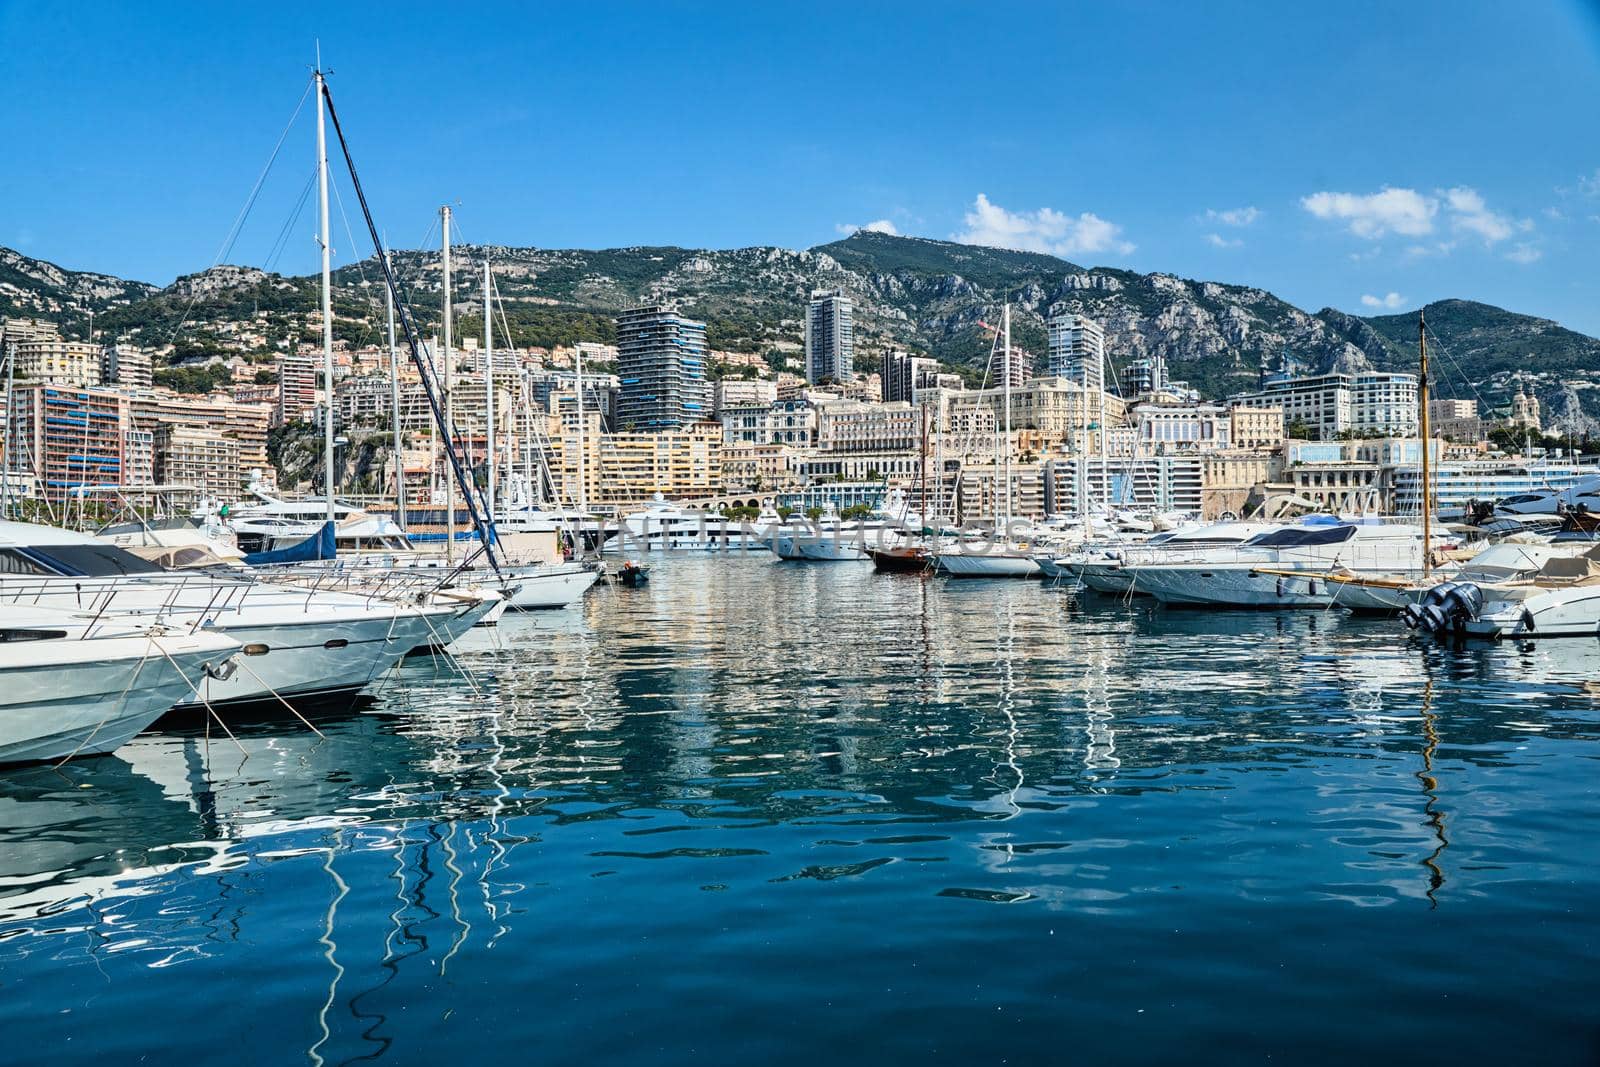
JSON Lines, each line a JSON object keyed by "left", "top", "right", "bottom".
{"left": 4, "top": 0, "right": 1600, "bottom": 332}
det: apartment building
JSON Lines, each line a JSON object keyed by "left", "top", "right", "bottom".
{"left": 881, "top": 350, "right": 938, "bottom": 404}
{"left": 101, "top": 345, "right": 154, "bottom": 389}
{"left": 549, "top": 425, "right": 721, "bottom": 504}
{"left": 1046, "top": 313, "right": 1105, "bottom": 390}
{"left": 277, "top": 353, "right": 319, "bottom": 425}
{"left": 1233, "top": 371, "right": 1417, "bottom": 439}
{"left": 1043, "top": 454, "right": 1205, "bottom": 517}
{"left": 814, "top": 399, "right": 920, "bottom": 453}
{"left": 804, "top": 289, "right": 854, "bottom": 383}
{"left": 713, "top": 377, "right": 778, "bottom": 416}
{"left": 720, "top": 398, "right": 817, "bottom": 447}
{"left": 616, "top": 306, "right": 711, "bottom": 430}
{"left": 155, "top": 424, "right": 241, "bottom": 499}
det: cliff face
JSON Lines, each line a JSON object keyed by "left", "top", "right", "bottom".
{"left": 0, "top": 247, "right": 156, "bottom": 327}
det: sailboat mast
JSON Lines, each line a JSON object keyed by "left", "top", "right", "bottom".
{"left": 1002, "top": 303, "right": 1012, "bottom": 531}
{"left": 919, "top": 398, "right": 929, "bottom": 528}
{"left": 384, "top": 247, "right": 406, "bottom": 528}
{"left": 483, "top": 259, "right": 495, "bottom": 521}
{"left": 315, "top": 65, "right": 336, "bottom": 522}
{"left": 1099, "top": 339, "right": 1107, "bottom": 513}
{"left": 441, "top": 205, "right": 454, "bottom": 564}
{"left": 576, "top": 340, "right": 587, "bottom": 514}
{"left": 1419, "top": 310, "right": 1431, "bottom": 577}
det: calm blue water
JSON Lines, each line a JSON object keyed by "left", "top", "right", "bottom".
{"left": 3, "top": 556, "right": 1599, "bottom": 1064}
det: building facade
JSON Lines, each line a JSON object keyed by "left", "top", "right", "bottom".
{"left": 101, "top": 345, "right": 154, "bottom": 389}
{"left": 615, "top": 305, "right": 711, "bottom": 431}
{"left": 804, "top": 289, "right": 854, "bottom": 383}
{"left": 881, "top": 350, "right": 938, "bottom": 404}
{"left": 1234, "top": 371, "right": 1418, "bottom": 440}
{"left": 1046, "top": 313, "right": 1105, "bottom": 390}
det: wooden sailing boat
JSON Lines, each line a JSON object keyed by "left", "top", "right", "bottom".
{"left": 871, "top": 400, "right": 933, "bottom": 573}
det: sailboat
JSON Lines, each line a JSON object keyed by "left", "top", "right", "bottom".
{"left": 871, "top": 401, "right": 934, "bottom": 572}
{"left": 337, "top": 243, "right": 601, "bottom": 610}
{"left": 931, "top": 303, "right": 1041, "bottom": 578}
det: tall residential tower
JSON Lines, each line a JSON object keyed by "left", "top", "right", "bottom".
{"left": 1046, "top": 313, "right": 1105, "bottom": 391}
{"left": 616, "top": 305, "right": 711, "bottom": 431}
{"left": 804, "top": 289, "right": 854, "bottom": 383}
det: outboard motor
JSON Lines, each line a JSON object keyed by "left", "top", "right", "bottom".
{"left": 1409, "top": 582, "right": 1460, "bottom": 634}
{"left": 1438, "top": 583, "right": 1485, "bottom": 632}
{"left": 1409, "top": 581, "right": 1486, "bottom": 635}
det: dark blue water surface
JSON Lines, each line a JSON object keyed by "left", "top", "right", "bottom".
{"left": 3, "top": 556, "right": 1599, "bottom": 1065}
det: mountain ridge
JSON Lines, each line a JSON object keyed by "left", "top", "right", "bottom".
{"left": 4, "top": 233, "right": 1596, "bottom": 426}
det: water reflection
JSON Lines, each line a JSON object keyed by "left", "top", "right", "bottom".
{"left": 2, "top": 557, "right": 1599, "bottom": 1062}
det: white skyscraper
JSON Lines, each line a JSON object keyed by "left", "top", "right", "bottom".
{"left": 805, "top": 289, "right": 854, "bottom": 383}
{"left": 1047, "top": 313, "right": 1105, "bottom": 391}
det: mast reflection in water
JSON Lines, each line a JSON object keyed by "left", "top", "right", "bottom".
{"left": 2, "top": 556, "right": 1599, "bottom": 1064}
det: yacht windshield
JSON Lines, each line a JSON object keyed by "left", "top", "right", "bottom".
{"left": 1244, "top": 526, "right": 1357, "bottom": 548}
{"left": 0, "top": 544, "right": 166, "bottom": 577}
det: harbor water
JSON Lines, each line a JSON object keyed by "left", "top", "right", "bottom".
{"left": 2, "top": 555, "right": 1598, "bottom": 1063}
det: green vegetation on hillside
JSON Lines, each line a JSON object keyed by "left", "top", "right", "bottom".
{"left": 154, "top": 361, "right": 231, "bottom": 394}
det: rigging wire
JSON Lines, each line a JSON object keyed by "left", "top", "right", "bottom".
{"left": 163, "top": 76, "right": 315, "bottom": 349}
{"left": 263, "top": 167, "right": 318, "bottom": 273}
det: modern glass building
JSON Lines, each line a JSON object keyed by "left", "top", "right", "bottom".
{"left": 1046, "top": 313, "right": 1105, "bottom": 390}
{"left": 615, "top": 305, "right": 711, "bottom": 431}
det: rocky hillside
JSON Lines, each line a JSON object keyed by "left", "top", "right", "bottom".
{"left": 0, "top": 248, "right": 156, "bottom": 328}
{"left": 6, "top": 234, "right": 1599, "bottom": 420}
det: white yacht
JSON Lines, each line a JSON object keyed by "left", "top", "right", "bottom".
{"left": 493, "top": 503, "right": 615, "bottom": 553}
{"left": 1493, "top": 474, "right": 1600, "bottom": 516}
{"left": 1060, "top": 522, "right": 1279, "bottom": 595}
{"left": 932, "top": 542, "right": 1043, "bottom": 578}
{"left": 768, "top": 504, "right": 900, "bottom": 562}
{"left": 211, "top": 489, "right": 413, "bottom": 556}
{"left": 327, "top": 552, "right": 603, "bottom": 611}
{"left": 0, "top": 521, "right": 494, "bottom": 709}
{"left": 608, "top": 494, "right": 780, "bottom": 554}
{"left": 1127, "top": 519, "right": 1438, "bottom": 608}
{"left": 0, "top": 608, "right": 239, "bottom": 764}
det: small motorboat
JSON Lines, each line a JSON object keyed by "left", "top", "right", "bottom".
{"left": 616, "top": 561, "right": 650, "bottom": 586}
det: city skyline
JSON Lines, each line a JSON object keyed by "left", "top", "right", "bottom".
{"left": 4, "top": 2, "right": 1600, "bottom": 334}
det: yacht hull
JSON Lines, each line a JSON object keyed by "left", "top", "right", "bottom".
{"left": 871, "top": 547, "right": 929, "bottom": 573}
{"left": 502, "top": 563, "right": 603, "bottom": 610}
{"left": 934, "top": 553, "right": 1042, "bottom": 578}
{"left": 0, "top": 633, "right": 236, "bottom": 765}
{"left": 181, "top": 604, "right": 475, "bottom": 711}
{"left": 1463, "top": 587, "right": 1600, "bottom": 640}
{"left": 1132, "top": 566, "right": 1344, "bottom": 608}
{"left": 771, "top": 535, "right": 870, "bottom": 561}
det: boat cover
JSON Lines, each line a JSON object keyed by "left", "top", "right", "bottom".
{"left": 243, "top": 521, "right": 336, "bottom": 566}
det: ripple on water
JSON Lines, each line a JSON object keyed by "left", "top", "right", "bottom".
{"left": 0, "top": 556, "right": 1597, "bottom": 1063}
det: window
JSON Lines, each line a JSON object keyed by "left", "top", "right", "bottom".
{"left": 1245, "top": 526, "right": 1357, "bottom": 548}
{"left": 17, "top": 544, "right": 166, "bottom": 577}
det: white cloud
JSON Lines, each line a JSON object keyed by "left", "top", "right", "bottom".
{"left": 1205, "top": 206, "right": 1260, "bottom": 227}
{"left": 1506, "top": 243, "right": 1542, "bottom": 265}
{"left": 1579, "top": 169, "right": 1600, "bottom": 197}
{"left": 1204, "top": 233, "right": 1241, "bottom": 249}
{"left": 1305, "top": 184, "right": 1531, "bottom": 252}
{"left": 835, "top": 219, "right": 899, "bottom": 236}
{"left": 1360, "top": 291, "right": 1407, "bottom": 310}
{"left": 1301, "top": 187, "right": 1438, "bottom": 238}
{"left": 953, "top": 193, "right": 1135, "bottom": 257}
{"left": 1443, "top": 186, "right": 1515, "bottom": 244}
